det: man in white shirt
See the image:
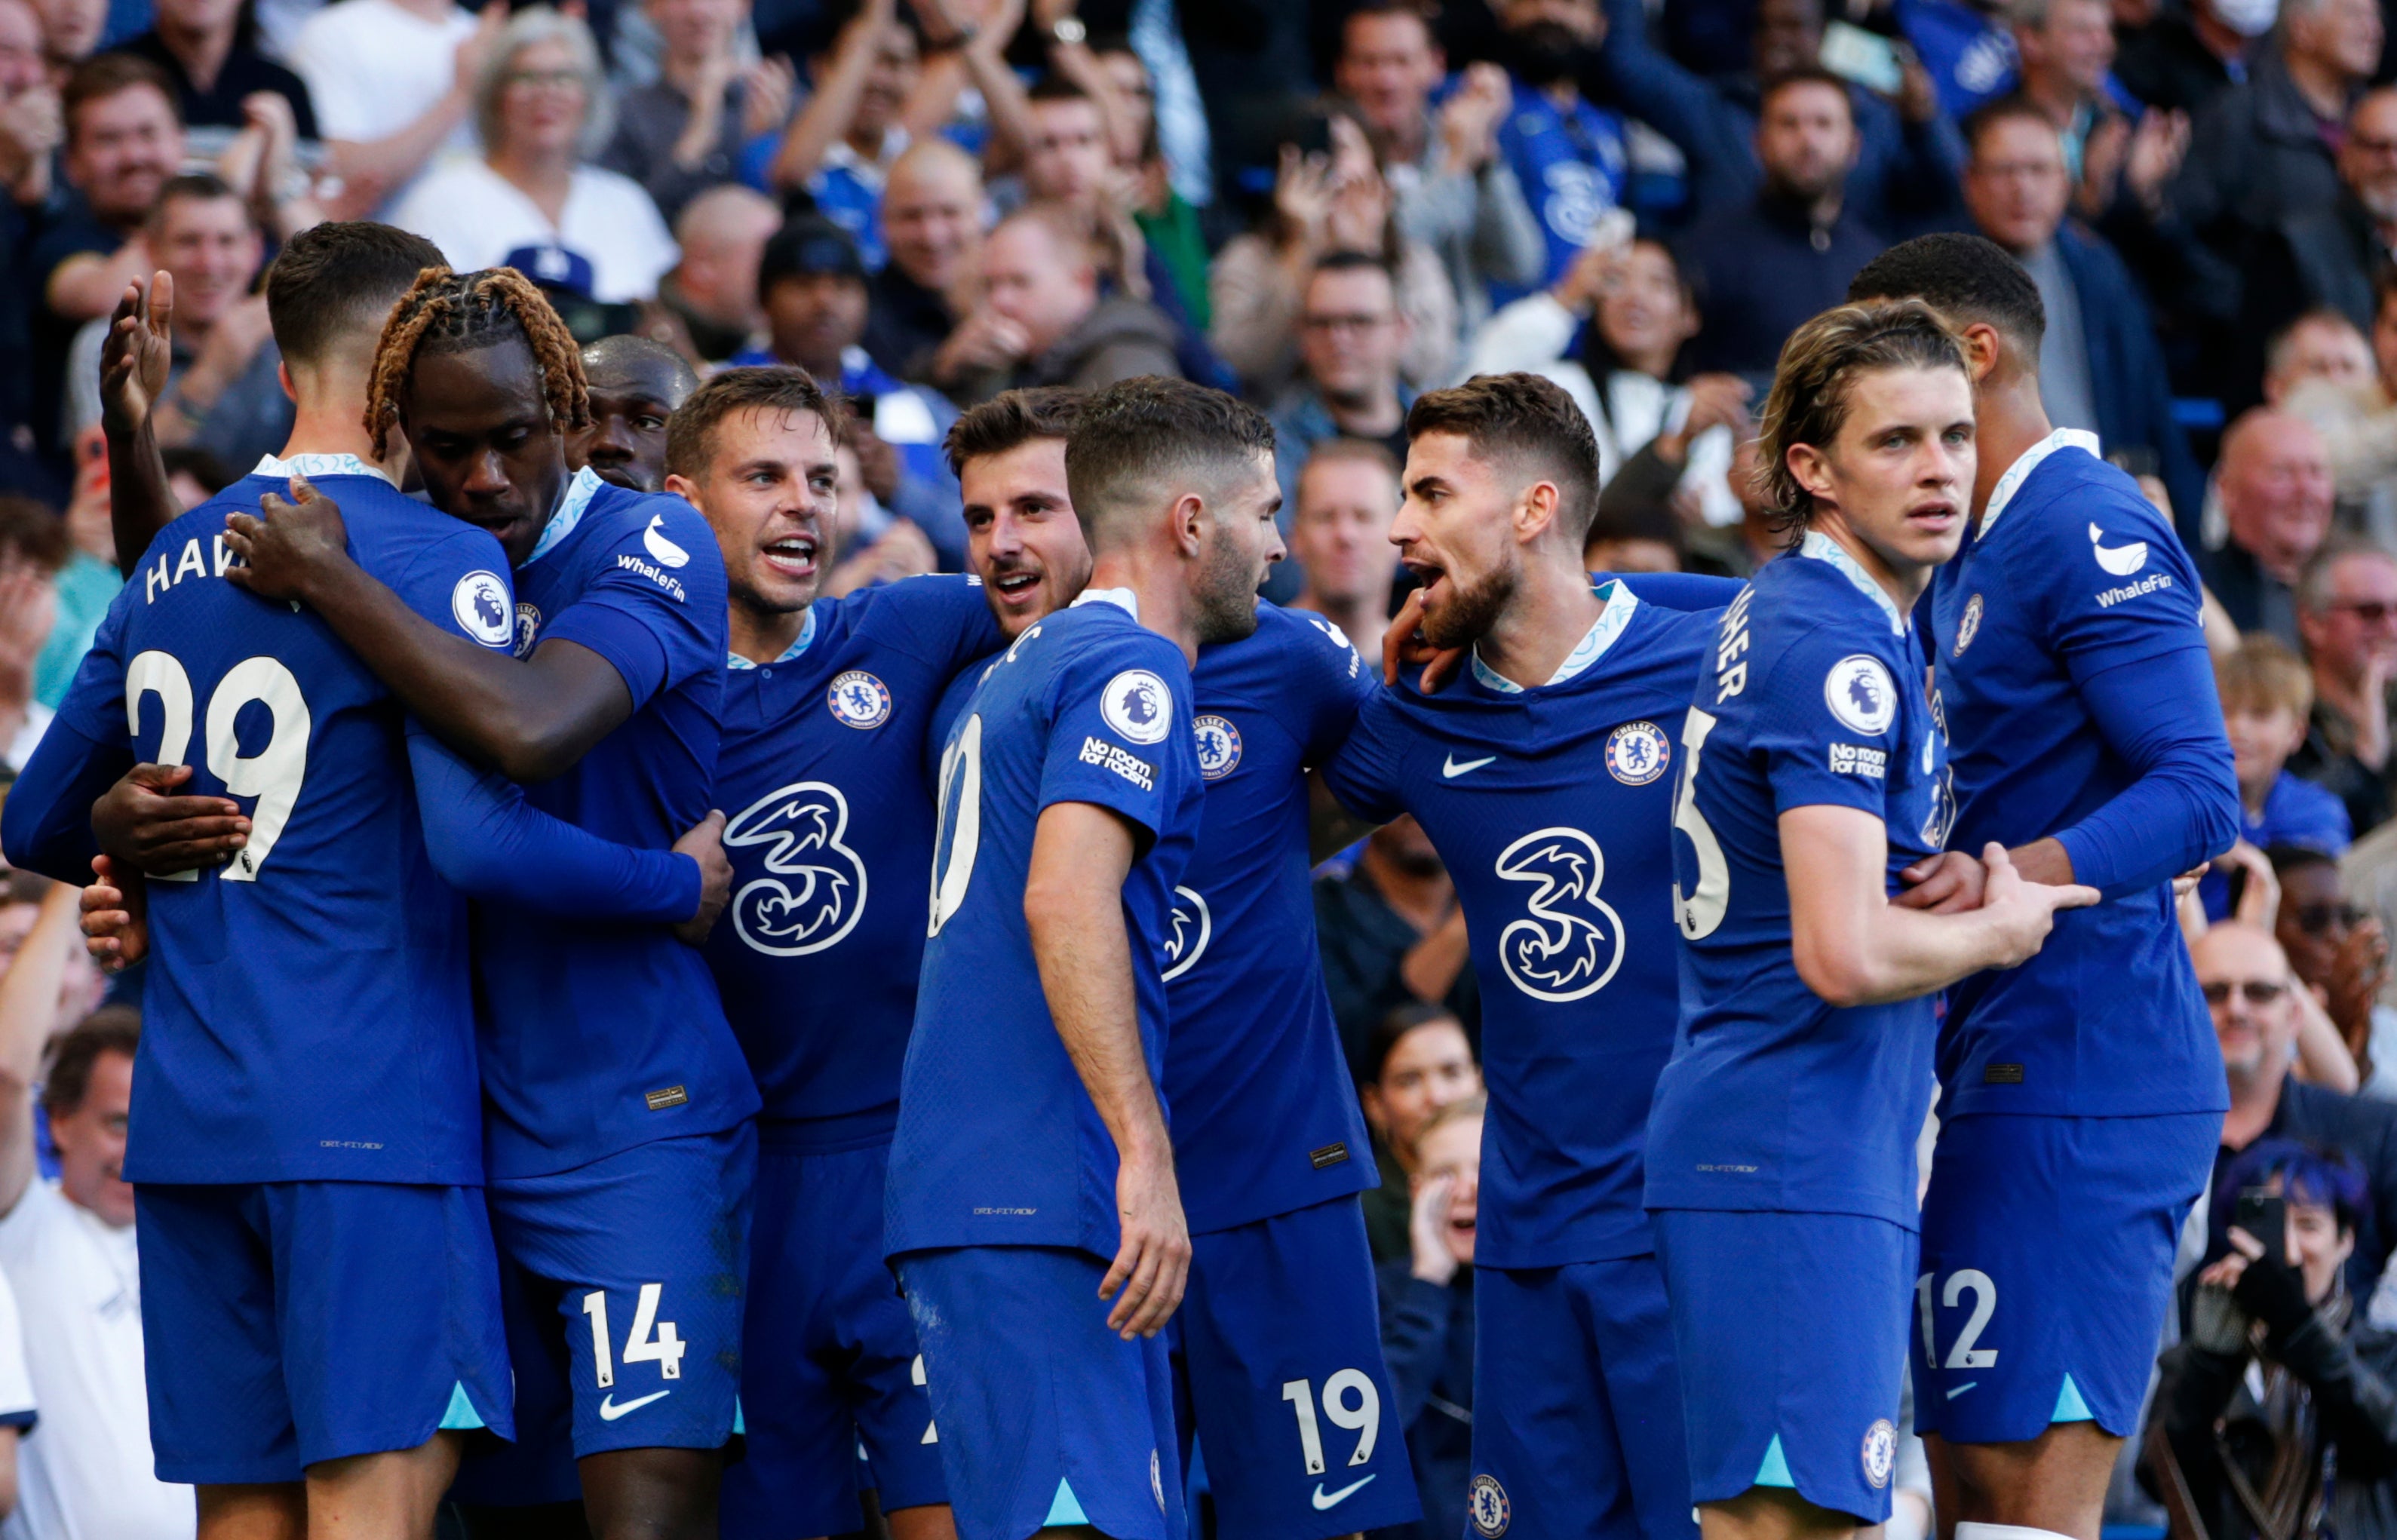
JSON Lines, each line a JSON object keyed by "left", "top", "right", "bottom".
{"left": 287, "top": 0, "right": 504, "bottom": 216}
{"left": 0, "top": 879, "right": 191, "bottom": 1540}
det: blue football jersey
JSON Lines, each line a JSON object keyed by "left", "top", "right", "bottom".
{"left": 885, "top": 594, "right": 1205, "bottom": 1259}
{"left": 476, "top": 468, "right": 759, "bottom": 1178}
{"left": 1319, "top": 581, "right": 1717, "bottom": 1269}
{"left": 1494, "top": 79, "right": 1629, "bottom": 299}
{"left": 1166, "top": 603, "right": 1377, "bottom": 1235}
{"left": 1646, "top": 535, "right": 1950, "bottom": 1227}
{"left": 1926, "top": 434, "right": 2233, "bottom": 1120}
{"left": 705, "top": 576, "right": 1002, "bottom": 1132}
{"left": 6, "top": 465, "right": 516, "bottom": 1186}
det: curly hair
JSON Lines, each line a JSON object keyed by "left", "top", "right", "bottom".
{"left": 364, "top": 266, "right": 591, "bottom": 458}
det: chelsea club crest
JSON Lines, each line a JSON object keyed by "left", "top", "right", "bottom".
{"left": 827, "top": 670, "right": 892, "bottom": 729}
{"left": 1954, "top": 593, "right": 1984, "bottom": 657}
{"left": 1193, "top": 714, "right": 1241, "bottom": 781}
{"left": 1861, "top": 1419, "right": 1897, "bottom": 1489}
{"left": 1468, "top": 1474, "right": 1510, "bottom": 1536}
{"left": 1604, "top": 720, "right": 1670, "bottom": 786}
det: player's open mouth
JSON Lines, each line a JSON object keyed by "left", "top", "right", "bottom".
{"left": 1404, "top": 560, "right": 1448, "bottom": 605}
{"left": 992, "top": 572, "right": 1041, "bottom": 602}
{"left": 762, "top": 534, "right": 818, "bottom": 578}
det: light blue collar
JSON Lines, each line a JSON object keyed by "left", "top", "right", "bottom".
{"left": 526, "top": 466, "right": 606, "bottom": 566}
{"left": 726, "top": 606, "right": 817, "bottom": 670}
{"left": 1799, "top": 529, "right": 1909, "bottom": 636}
{"left": 1471, "top": 580, "right": 1637, "bottom": 695}
{"left": 1073, "top": 587, "right": 1139, "bottom": 619}
{"left": 251, "top": 452, "right": 395, "bottom": 487}
{"left": 1979, "top": 428, "right": 2101, "bottom": 540}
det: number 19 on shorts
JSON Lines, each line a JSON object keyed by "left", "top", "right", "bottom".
{"left": 1281, "top": 1371, "right": 1380, "bottom": 1475}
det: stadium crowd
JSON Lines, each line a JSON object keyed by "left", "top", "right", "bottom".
{"left": 12, "top": 0, "right": 2397, "bottom": 1536}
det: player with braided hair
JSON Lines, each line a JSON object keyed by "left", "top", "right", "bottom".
{"left": 216, "top": 267, "right": 758, "bottom": 1540}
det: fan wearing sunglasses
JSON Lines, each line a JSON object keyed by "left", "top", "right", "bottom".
{"left": 2292, "top": 540, "right": 2397, "bottom": 836}
{"left": 2270, "top": 845, "right": 2397, "bottom": 1100}
{"left": 2201, "top": 918, "right": 2397, "bottom": 1305}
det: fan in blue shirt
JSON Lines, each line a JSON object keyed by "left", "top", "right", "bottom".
{"left": 216, "top": 269, "right": 764, "bottom": 1529}
{"left": 659, "top": 367, "right": 1002, "bottom": 1540}
{"left": 1852, "top": 235, "right": 2239, "bottom": 1526}
{"left": 1644, "top": 302, "right": 2091, "bottom": 1535}
{"left": 1316, "top": 373, "right": 1743, "bottom": 1540}
{"left": 887, "top": 379, "right": 1281, "bottom": 1540}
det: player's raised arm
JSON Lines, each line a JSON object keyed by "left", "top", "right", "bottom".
{"left": 98, "top": 272, "right": 182, "bottom": 575}
{"left": 1024, "top": 799, "right": 1188, "bottom": 1336}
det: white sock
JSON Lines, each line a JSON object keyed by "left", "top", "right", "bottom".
{"left": 1954, "top": 1523, "right": 2078, "bottom": 1540}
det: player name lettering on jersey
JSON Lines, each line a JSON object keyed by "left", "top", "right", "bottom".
{"left": 1711, "top": 585, "right": 1754, "bottom": 704}
{"left": 141, "top": 534, "right": 240, "bottom": 602}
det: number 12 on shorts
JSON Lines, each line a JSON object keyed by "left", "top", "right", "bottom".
{"left": 1281, "top": 1371, "right": 1381, "bottom": 1475}
{"left": 582, "top": 1284, "right": 685, "bottom": 1388}
{"left": 1916, "top": 1269, "right": 1998, "bottom": 1370}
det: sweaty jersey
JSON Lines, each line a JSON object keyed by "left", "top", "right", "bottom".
{"left": 1320, "top": 581, "right": 1718, "bottom": 1269}
{"left": 477, "top": 468, "right": 759, "bottom": 1178}
{"left": 706, "top": 576, "right": 1001, "bottom": 1136}
{"left": 3, "top": 462, "right": 514, "bottom": 1186}
{"left": 1926, "top": 431, "right": 2236, "bottom": 1120}
{"left": 1166, "top": 603, "right": 1377, "bottom": 1235}
{"left": 886, "top": 593, "right": 1204, "bottom": 1259}
{"left": 1646, "top": 534, "right": 1950, "bottom": 1226}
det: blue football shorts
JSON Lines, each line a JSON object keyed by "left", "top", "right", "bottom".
{"left": 136, "top": 1179, "right": 513, "bottom": 1484}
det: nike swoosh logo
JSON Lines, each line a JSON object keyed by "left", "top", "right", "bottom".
{"left": 598, "top": 1389, "right": 671, "bottom": 1420}
{"left": 1946, "top": 1382, "right": 1977, "bottom": 1399}
{"left": 1312, "top": 1474, "right": 1377, "bottom": 1510}
{"left": 1441, "top": 754, "right": 1497, "bottom": 779}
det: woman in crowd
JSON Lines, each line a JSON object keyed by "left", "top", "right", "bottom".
{"left": 389, "top": 6, "right": 679, "bottom": 302}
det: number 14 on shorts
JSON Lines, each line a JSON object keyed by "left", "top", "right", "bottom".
{"left": 583, "top": 1284, "right": 685, "bottom": 1387}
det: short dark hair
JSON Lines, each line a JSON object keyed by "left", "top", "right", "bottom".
{"left": 944, "top": 386, "right": 1084, "bottom": 477}
{"left": 1310, "top": 249, "right": 1394, "bottom": 284}
{"left": 146, "top": 172, "right": 247, "bottom": 235}
{"left": 582, "top": 333, "right": 700, "bottom": 408}
{"left": 41, "top": 1007, "right": 138, "bottom": 1123}
{"left": 664, "top": 365, "right": 845, "bottom": 480}
{"left": 1027, "top": 74, "right": 1097, "bottom": 106}
{"left": 63, "top": 53, "right": 178, "bottom": 133}
{"left": 161, "top": 446, "right": 235, "bottom": 497}
{"left": 1404, "top": 372, "right": 1601, "bottom": 541}
{"left": 264, "top": 221, "right": 447, "bottom": 370}
{"left": 1342, "top": 0, "right": 1437, "bottom": 45}
{"left": 1754, "top": 299, "right": 1970, "bottom": 542}
{"left": 1961, "top": 94, "right": 2062, "bottom": 158}
{"left": 2264, "top": 842, "right": 2340, "bottom": 882}
{"left": 0, "top": 498, "right": 67, "bottom": 572}
{"left": 1064, "top": 376, "right": 1276, "bottom": 546}
{"left": 1361, "top": 1001, "right": 1469, "bottom": 1087}
{"left": 1758, "top": 66, "right": 1854, "bottom": 117}
{"left": 1849, "top": 232, "right": 2047, "bottom": 362}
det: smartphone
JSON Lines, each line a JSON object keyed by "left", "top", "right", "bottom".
{"left": 1820, "top": 20, "right": 1904, "bottom": 97}
{"left": 2233, "top": 1186, "right": 2287, "bottom": 1259}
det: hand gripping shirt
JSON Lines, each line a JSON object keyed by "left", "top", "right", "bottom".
{"left": 1165, "top": 602, "right": 1379, "bottom": 1235}
{"left": 705, "top": 576, "right": 1001, "bottom": 1139}
{"left": 1644, "top": 534, "right": 1951, "bottom": 1226}
{"left": 885, "top": 594, "right": 1204, "bottom": 1259}
{"left": 1926, "top": 431, "right": 2237, "bottom": 1119}
{"left": 1319, "top": 581, "right": 1720, "bottom": 1269}
{"left": 2, "top": 466, "right": 524, "bottom": 1185}
{"left": 477, "top": 468, "right": 760, "bottom": 1177}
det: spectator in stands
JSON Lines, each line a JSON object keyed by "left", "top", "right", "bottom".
{"left": 1331, "top": 0, "right": 1545, "bottom": 348}
{"left": 600, "top": 0, "right": 795, "bottom": 226}
{"left": 2147, "top": 1137, "right": 2397, "bottom": 1540}
{"left": 1316, "top": 814, "right": 1478, "bottom": 1077}
{"left": 1677, "top": 69, "right": 1885, "bottom": 381}
{"left": 2240, "top": 89, "right": 2397, "bottom": 376}
{"left": 1596, "top": 0, "right": 1967, "bottom": 242}
{"left": 30, "top": 440, "right": 116, "bottom": 709}
{"left": 1288, "top": 437, "right": 1402, "bottom": 657}
{"left": 63, "top": 175, "right": 290, "bottom": 472}
{"left": 2292, "top": 541, "right": 2397, "bottom": 835}
{"left": 737, "top": 213, "right": 967, "bottom": 566}
{"left": 2171, "top": 0, "right": 2381, "bottom": 253}
{"left": 1269, "top": 252, "right": 1413, "bottom": 511}
{"left": 2266, "top": 308, "right": 2374, "bottom": 407}
{"left": 289, "top": 0, "right": 502, "bottom": 215}
{"left": 1356, "top": 1003, "right": 1481, "bottom": 1263}
{"left": 0, "top": 0, "right": 61, "bottom": 489}
{"left": 1582, "top": 494, "right": 1683, "bottom": 573}
{"left": 2219, "top": 637, "right": 2352, "bottom": 885}
{"left": 1893, "top": 0, "right": 2019, "bottom": 121}
{"left": 765, "top": 0, "right": 926, "bottom": 268}
{"left": 2202, "top": 918, "right": 2397, "bottom": 1299}
{"left": 947, "top": 201, "right": 1182, "bottom": 402}
{"left": 0, "top": 878, "right": 188, "bottom": 1538}
{"left": 2009, "top": 0, "right": 2116, "bottom": 181}
{"left": 118, "top": 0, "right": 317, "bottom": 139}
{"left": 869, "top": 138, "right": 982, "bottom": 385}
{"left": 1087, "top": 35, "right": 1213, "bottom": 333}
{"left": 1209, "top": 103, "right": 1456, "bottom": 398}
{"left": 0, "top": 497, "right": 67, "bottom": 770}
{"left": 646, "top": 182, "right": 780, "bottom": 366}
{"left": 2116, "top": 0, "right": 2267, "bottom": 118}
{"left": 2286, "top": 270, "right": 2397, "bottom": 550}
{"left": 1473, "top": 235, "right": 1746, "bottom": 523}
{"left": 31, "top": 0, "right": 100, "bottom": 66}
{"left": 37, "top": 56, "right": 183, "bottom": 357}
{"left": 2211, "top": 410, "right": 2338, "bottom": 645}
{"left": 1377, "top": 1091, "right": 1480, "bottom": 1540}
{"left": 1961, "top": 98, "right": 2204, "bottom": 523}
{"left": 392, "top": 8, "right": 678, "bottom": 302}
{"left": 2273, "top": 845, "right": 2397, "bottom": 1097}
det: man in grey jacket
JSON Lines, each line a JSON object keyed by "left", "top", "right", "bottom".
{"left": 1334, "top": 0, "right": 1547, "bottom": 348}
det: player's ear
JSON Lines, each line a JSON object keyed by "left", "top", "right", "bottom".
{"left": 1959, "top": 322, "right": 2005, "bottom": 385}
{"left": 1512, "top": 479, "right": 1561, "bottom": 544}
{"left": 1172, "top": 491, "right": 1207, "bottom": 558}
{"left": 1786, "top": 443, "right": 1836, "bottom": 507}
{"left": 663, "top": 472, "right": 701, "bottom": 507}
